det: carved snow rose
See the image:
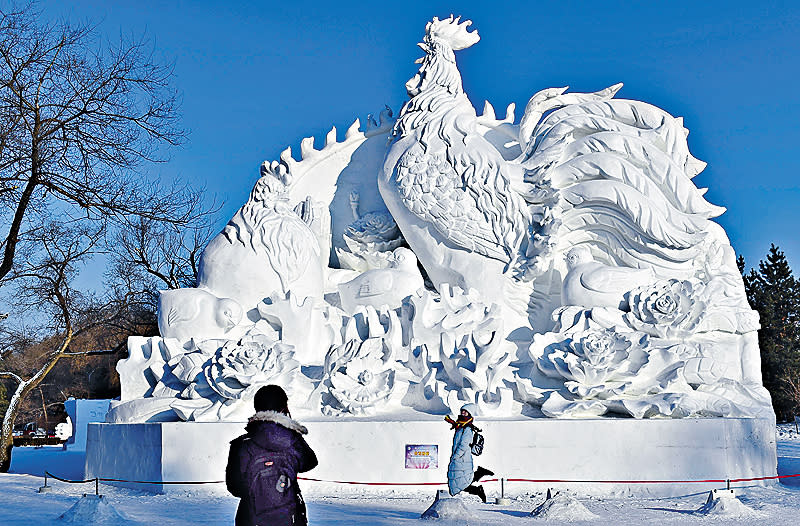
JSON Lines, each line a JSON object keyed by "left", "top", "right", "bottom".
{"left": 547, "top": 329, "right": 650, "bottom": 399}
{"left": 578, "top": 331, "right": 619, "bottom": 367}
{"left": 330, "top": 353, "right": 394, "bottom": 407}
{"left": 345, "top": 212, "right": 403, "bottom": 252}
{"left": 324, "top": 338, "right": 398, "bottom": 414}
{"left": 626, "top": 279, "right": 706, "bottom": 337}
{"left": 338, "top": 212, "right": 405, "bottom": 271}
{"left": 630, "top": 280, "right": 690, "bottom": 323}
{"left": 203, "top": 334, "right": 299, "bottom": 399}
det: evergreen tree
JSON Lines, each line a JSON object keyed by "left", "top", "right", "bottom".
{"left": 742, "top": 245, "right": 800, "bottom": 420}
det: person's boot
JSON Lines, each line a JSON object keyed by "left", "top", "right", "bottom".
{"left": 473, "top": 466, "right": 494, "bottom": 482}
{"left": 475, "top": 484, "right": 487, "bottom": 504}
{"left": 463, "top": 484, "right": 487, "bottom": 503}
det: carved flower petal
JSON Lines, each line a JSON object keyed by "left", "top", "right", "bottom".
{"left": 330, "top": 371, "right": 362, "bottom": 391}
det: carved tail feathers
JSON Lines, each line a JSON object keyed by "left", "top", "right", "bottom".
{"left": 507, "top": 84, "right": 726, "bottom": 326}
{"left": 517, "top": 84, "right": 623, "bottom": 159}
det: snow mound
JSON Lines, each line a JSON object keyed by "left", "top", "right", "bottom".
{"left": 695, "top": 494, "right": 763, "bottom": 518}
{"left": 56, "top": 494, "right": 133, "bottom": 524}
{"left": 529, "top": 492, "right": 599, "bottom": 521}
{"left": 421, "top": 495, "right": 476, "bottom": 520}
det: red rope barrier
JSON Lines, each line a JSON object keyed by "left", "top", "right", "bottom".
{"left": 297, "top": 473, "right": 800, "bottom": 486}
{"left": 43, "top": 471, "right": 800, "bottom": 487}
{"left": 298, "top": 477, "right": 446, "bottom": 486}
{"left": 507, "top": 478, "right": 727, "bottom": 484}
{"left": 731, "top": 473, "right": 800, "bottom": 482}
{"left": 98, "top": 478, "right": 225, "bottom": 485}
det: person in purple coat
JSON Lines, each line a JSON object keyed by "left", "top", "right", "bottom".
{"left": 226, "top": 385, "right": 318, "bottom": 526}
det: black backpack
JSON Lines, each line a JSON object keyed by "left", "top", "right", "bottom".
{"left": 243, "top": 443, "right": 299, "bottom": 522}
{"left": 470, "top": 425, "right": 484, "bottom": 456}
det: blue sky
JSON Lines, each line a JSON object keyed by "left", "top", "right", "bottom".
{"left": 40, "top": 0, "right": 800, "bottom": 274}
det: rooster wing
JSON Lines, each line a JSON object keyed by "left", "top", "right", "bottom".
{"left": 394, "top": 141, "right": 527, "bottom": 264}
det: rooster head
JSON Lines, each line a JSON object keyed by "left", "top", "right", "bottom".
{"left": 406, "top": 15, "right": 479, "bottom": 98}
{"left": 423, "top": 15, "right": 480, "bottom": 51}
{"left": 247, "top": 165, "right": 292, "bottom": 214}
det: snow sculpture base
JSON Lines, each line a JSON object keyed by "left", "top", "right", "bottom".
{"left": 86, "top": 417, "right": 776, "bottom": 497}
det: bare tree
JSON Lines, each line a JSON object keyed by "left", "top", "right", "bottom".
{"left": 0, "top": 2, "right": 212, "bottom": 470}
{"left": 0, "top": 2, "right": 200, "bottom": 283}
{"left": 785, "top": 374, "right": 800, "bottom": 421}
{"left": 106, "top": 208, "right": 218, "bottom": 312}
{"left": 0, "top": 222, "right": 107, "bottom": 469}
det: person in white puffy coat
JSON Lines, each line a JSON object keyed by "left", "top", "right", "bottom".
{"left": 445, "top": 403, "right": 494, "bottom": 503}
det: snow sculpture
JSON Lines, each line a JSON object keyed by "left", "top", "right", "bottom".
{"left": 203, "top": 334, "right": 299, "bottom": 401}
{"left": 257, "top": 291, "right": 341, "bottom": 364}
{"left": 322, "top": 333, "right": 402, "bottom": 415}
{"left": 404, "top": 285, "right": 517, "bottom": 415}
{"left": 335, "top": 190, "right": 406, "bottom": 272}
{"left": 561, "top": 245, "right": 654, "bottom": 309}
{"left": 197, "top": 166, "right": 325, "bottom": 320}
{"left": 157, "top": 289, "right": 243, "bottom": 342}
{"left": 110, "top": 15, "right": 771, "bottom": 424}
{"left": 337, "top": 247, "right": 423, "bottom": 314}
{"left": 379, "top": 17, "right": 530, "bottom": 331}
{"left": 319, "top": 304, "right": 407, "bottom": 415}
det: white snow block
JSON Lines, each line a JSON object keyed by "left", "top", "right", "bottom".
{"left": 85, "top": 422, "right": 242, "bottom": 493}
{"left": 86, "top": 417, "right": 777, "bottom": 496}
{"left": 421, "top": 491, "right": 475, "bottom": 520}
{"left": 56, "top": 494, "right": 128, "bottom": 524}
{"left": 707, "top": 488, "right": 736, "bottom": 502}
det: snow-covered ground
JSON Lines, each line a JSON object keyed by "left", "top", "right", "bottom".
{"left": 1, "top": 424, "right": 799, "bottom": 525}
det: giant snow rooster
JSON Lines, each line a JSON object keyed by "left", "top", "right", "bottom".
{"left": 380, "top": 15, "right": 725, "bottom": 335}
{"left": 379, "top": 15, "right": 532, "bottom": 329}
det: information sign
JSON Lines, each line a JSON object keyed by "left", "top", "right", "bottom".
{"left": 405, "top": 444, "right": 438, "bottom": 469}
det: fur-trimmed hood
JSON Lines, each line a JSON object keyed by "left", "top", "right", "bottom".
{"left": 246, "top": 410, "right": 308, "bottom": 435}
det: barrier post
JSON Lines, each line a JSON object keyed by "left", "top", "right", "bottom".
{"left": 95, "top": 477, "right": 99, "bottom": 496}
{"left": 495, "top": 478, "right": 511, "bottom": 505}
{"left": 38, "top": 473, "right": 52, "bottom": 493}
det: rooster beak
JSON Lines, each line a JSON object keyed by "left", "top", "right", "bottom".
{"left": 417, "top": 42, "right": 429, "bottom": 53}
{"left": 414, "top": 57, "right": 424, "bottom": 64}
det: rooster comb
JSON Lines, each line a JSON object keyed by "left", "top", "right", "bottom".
{"left": 424, "top": 15, "right": 480, "bottom": 51}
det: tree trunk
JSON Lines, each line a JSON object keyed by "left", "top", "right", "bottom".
{"left": 40, "top": 387, "right": 48, "bottom": 430}
{"left": 0, "top": 380, "right": 27, "bottom": 472}
{"left": 1, "top": 376, "right": 56, "bottom": 471}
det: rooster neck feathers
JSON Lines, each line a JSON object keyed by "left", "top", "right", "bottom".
{"left": 394, "top": 18, "right": 479, "bottom": 141}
